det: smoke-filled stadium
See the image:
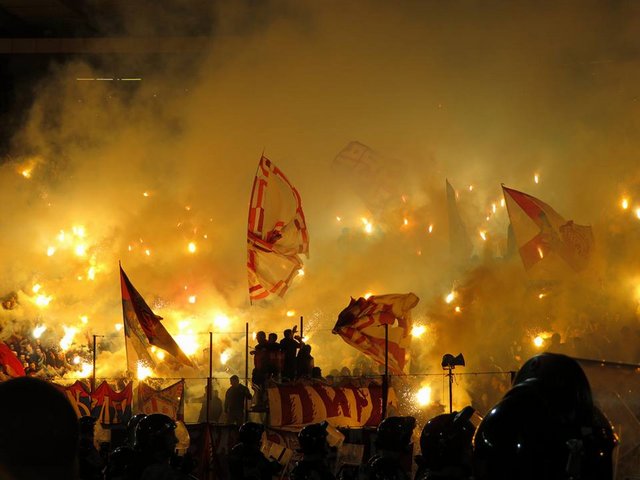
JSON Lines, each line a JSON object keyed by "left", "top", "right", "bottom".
{"left": 0, "top": 1, "right": 639, "bottom": 479}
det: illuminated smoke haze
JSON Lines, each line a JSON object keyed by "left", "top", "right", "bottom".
{"left": 2, "top": 1, "right": 640, "bottom": 411}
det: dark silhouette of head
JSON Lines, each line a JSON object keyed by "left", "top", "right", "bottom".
{"left": 0, "top": 377, "right": 79, "bottom": 480}
{"left": 230, "top": 375, "right": 240, "bottom": 386}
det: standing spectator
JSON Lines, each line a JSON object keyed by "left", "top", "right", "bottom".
{"left": 266, "top": 333, "right": 283, "bottom": 380}
{"left": 198, "top": 385, "right": 223, "bottom": 423}
{"left": 280, "top": 327, "right": 302, "bottom": 381}
{"left": 251, "top": 331, "right": 268, "bottom": 386}
{"left": 225, "top": 375, "right": 252, "bottom": 426}
{"left": 296, "top": 345, "right": 314, "bottom": 379}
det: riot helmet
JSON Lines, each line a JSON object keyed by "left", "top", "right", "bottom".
{"left": 298, "top": 421, "right": 329, "bottom": 455}
{"left": 375, "top": 416, "right": 416, "bottom": 452}
{"left": 134, "top": 413, "right": 178, "bottom": 458}
{"left": 419, "top": 406, "right": 475, "bottom": 470}
{"left": 238, "top": 421, "right": 265, "bottom": 447}
{"left": 473, "top": 354, "right": 617, "bottom": 480}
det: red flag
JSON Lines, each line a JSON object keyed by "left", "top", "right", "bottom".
{"left": 0, "top": 342, "right": 25, "bottom": 377}
{"left": 502, "top": 186, "right": 593, "bottom": 272}
{"left": 247, "top": 155, "right": 309, "bottom": 301}
{"left": 332, "top": 293, "right": 419, "bottom": 375}
{"left": 120, "top": 265, "right": 194, "bottom": 370}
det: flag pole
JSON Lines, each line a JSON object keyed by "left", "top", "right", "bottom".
{"left": 245, "top": 322, "right": 249, "bottom": 386}
{"left": 382, "top": 323, "right": 389, "bottom": 419}
{"left": 92, "top": 334, "right": 97, "bottom": 393}
{"left": 300, "top": 315, "right": 304, "bottom": 340}
{"left": 207, "top": 331, "right": 212, "bottom": 424}
{"left": 448, "top": 366, "right": 454, "bottom": 413}
{"left": 91, "top": 334, "right": 104, "bottom": 393}
{"left": 245, "top": 322, "right": 249, "bottom": 422}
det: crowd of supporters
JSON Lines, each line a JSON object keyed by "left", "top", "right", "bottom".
{"left": 1, "top": 333, "right": 92, "bottom": 380}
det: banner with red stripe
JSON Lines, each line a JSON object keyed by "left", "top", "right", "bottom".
{"left": 247, "top": 156, "right": 309, "bottom": 301}
{"left": 333, "top": 293, "right": 419, "bottom": 375}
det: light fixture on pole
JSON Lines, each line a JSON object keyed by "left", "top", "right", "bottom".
{"left": 441, "top": 353, "right": 465, "bottom": 413}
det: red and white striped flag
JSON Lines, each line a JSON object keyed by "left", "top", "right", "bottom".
{"left": 332, "top": 293, "right": 419, "bottom": 375}
{"left": 502, "top": 186, "right": 593, "bottom": 272}
{"left": 247, "top": 156, "right": 309, "bottom": 301}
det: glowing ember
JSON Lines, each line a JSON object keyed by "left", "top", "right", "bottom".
{"left": 143, "top": 191, "right": 150, "bottom": 197}
{"left": 213, "top": 314, "right": 230, "bottom": 330}
{"left": 114, "top": 323, "right": 123, "bottom": 332}
{"left": 622, "top": 197, "right": 630, "bottom": 210}
{"left": 87, "top": 266, "right": 96, "bottom": 280}
{"left": 362, "top": 218, "right": 373, "bottom": 234}
{"left": 468, "top": 185, "right": 474, "bottom": 191}
{"left": 445, "top": 291, "right": 456, "bottom": 304}
{"left": 500, "top": 198, "right": 505, "bottom": 207}
{"left": 403, "top": 218, "right": 409, "bottom": 226}
{"left": 220, "top": 349, "right": 232, "bottom": 365}
{"left": 60, "top": 326, "right": 78, "bottom": 351}
{"left": 175, "top": 327, "right": 198, "bottom": 356}
{"left": 80, "top": 315, "right": 88, "bottom": 324}
{"left": 537, "top": 246, "right": 544, "bottom": 259}
{"left": 58, "top": 230, "right": 66, "bottom": 242}
{"left": 363, "top": 292, "right": 373, "bottom": 300}
{"left": 156, "top": 350, "right": 166, "bottom": 360}
{"left": 479, "top": 230, "right": 487, "bottom": 241}
{"left": 538, "top": 293, "right": 546, "bottom": 299}
{"left": 533, "top": 336, "right": 544, "bottom": 348}
{"left": 416, "top": 386, "right": 432, "bottom": 407}
{"left": 32, "top": 284, "right": 42, "bottom": 293}
{"left": 74, "top": 244, "right": 87, "bottom": 257}
{"left": 492, "top": 203, "right": 496, "bottom": 213}
{"left": 188, "top": 242, "right": 197, "bottom": 253}
{"left": 534, "top": 173, "right": 539, "bottom": 184}
{"left": 46, "top": 246, "right": 56, "bottom": 256}
{"left": 636, "top": 208, "right": 640, "bottom": 220}
{"left": 428, "top": 224, "right": 433, "bottom": 234}
{"left": 145, "top": 249, "right": 151, "bottom": 256}
{"left": 336, "top": 216, "right": 341, "bottom": 222}
{"left": 72, "top": 356, "right": 81, "bottom": 365}
{"left": 188, "top": 295, "right": 197, "bottom": 304}
{"left": 21, "top": 169, "right": 32, "bottom": 179}
{"left": 286, "top": 310, "right": 295, "bottom": 317}
{"left": 76, "top": 363, "right": 93, "bottom": 378}
{"left": 35, "top": 294, "right": 52, "bottom": 307}
{"left": 298, "top": 268, "right": 305, "bottom": 276}
{"left": 455, "top": 306, "right": 462, "bottom": 313}
{"left": 411, "top": 325, "right": 426, "bottom": 338}
{"left": 32, "top": 325, "right": 47, "bottom": 339}
{"left": 137, "top": 361, "right": 153, "bottom": 380}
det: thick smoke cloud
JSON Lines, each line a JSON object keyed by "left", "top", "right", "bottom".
{"left": 1, "top": 1, "right": 640, "bottom": 411}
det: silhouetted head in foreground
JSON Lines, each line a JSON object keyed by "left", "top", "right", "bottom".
{"left": 0, "top": 377, "right": 78, "bottom": 480}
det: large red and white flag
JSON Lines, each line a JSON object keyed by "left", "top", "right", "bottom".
{"left": 332, "top": 293, "right": 419, "bottom": 375}
{"left": 333, "top": 141, "right": 400, "bottom": 213}
{"left": 247, "top": 156, "right": 309, "bottom": 301}
{"left": 502, "top": 186, "right": 593, "bottom": 272}
{"left": 120, "top": 265, "right": 194, "bottom": 372}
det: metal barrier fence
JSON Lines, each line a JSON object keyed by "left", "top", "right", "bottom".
{"left": 84, "top": 369, "right": 515, "bottom": 425}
